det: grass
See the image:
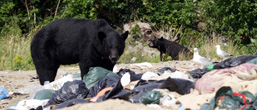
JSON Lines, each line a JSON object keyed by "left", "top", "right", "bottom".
{"left": 0, "top": 34, "right": 34, "bottom": 70}
{"left": 193, "top": 36, "right": 245, "bottom": 62}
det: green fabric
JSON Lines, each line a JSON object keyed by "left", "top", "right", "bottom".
{"left": 83, "top": 67, "right": 119, "bottom": 89}
{"left": 141, "top": 91, "right": 162, "bottom": 104}
{"left": 200, "top": 86, "right": 257, "bottom": 110}
{"left": 34, "top": 89, "right": 55, "bottom": 100}
{"left": 247, "top": 58, "right": 257, "bottom": 64}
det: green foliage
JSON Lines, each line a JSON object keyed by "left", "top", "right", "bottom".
{"left": 140, "top": 0, "right": 198, "bottom": 28}
{"left": 127, "top": 24, "right": 142, "bottom": 46}
{"left": 199, "top": 0, "right": 257, "bottom": 42}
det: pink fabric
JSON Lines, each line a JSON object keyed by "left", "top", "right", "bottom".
{"left": 195, "top": 64, "right": 257, "bottom": 94}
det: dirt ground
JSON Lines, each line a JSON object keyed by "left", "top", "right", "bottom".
{"left": 0, "top": 61, "right": 202, "bottom": 110}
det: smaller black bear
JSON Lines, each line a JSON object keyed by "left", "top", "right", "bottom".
{"left": 148, "top": 37, "right": 191, "bottom": 61}
{"left": 31, "top": 18, "right": 128, "bottom": 85}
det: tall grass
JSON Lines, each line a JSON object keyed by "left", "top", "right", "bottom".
{"left": 0, "top": 31, "right": 36, "bottom": 70}
{"left": 190, "top": 36, "right": 246, "bottom": 62}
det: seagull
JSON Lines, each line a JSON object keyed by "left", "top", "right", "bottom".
{"left": 193, "top": 48, "right": 213, "bottom": 66}
{"left": 215, "top": 45, "right": 232, "bottom": 60}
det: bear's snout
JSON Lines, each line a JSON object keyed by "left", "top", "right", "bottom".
{"left": 109, "top": 49, "right": 120, "bottom": 64}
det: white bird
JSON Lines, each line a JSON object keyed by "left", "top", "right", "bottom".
{"left": 215, "top": 45, "right": 232, "bottom": 60}
{"left": 193, "top": 48, "right": 213, "bottom": 66}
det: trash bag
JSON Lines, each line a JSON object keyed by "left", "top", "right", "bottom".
{"left": 157, "top": 67, "right": 176, "bottom": 75}
{"left": 130, "top": 77, "right": 195, "bottom": 103}
{"left": 34, "top": 89, "right": 55, "bottom": 100}
{"left": 89, "top": 75, "right": 131, "bottom": 102}
{"left": 213, "top": 55, "right": 257, "bottom": 69}
{"left": 117, "top": 69, "right": 142, "bottom": 81}
{"left": 141, "top": 91, "right": 162, "bottom": 104}
{"left": 200, "top": 86, "right": 257, "bottom": 110}
{"left": 188, "top": 68, "right": 211, "bottom": 79}
{"left": 53, "top": 98, "right": 90, "bottom": 110}
{"left": 83, "top": 67, "right": 120, "bottom": 89}
{"left": 44, "top": 80, "right": 89, "bottom": 107}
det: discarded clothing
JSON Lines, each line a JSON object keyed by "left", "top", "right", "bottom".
{"left": 130, "top": 77, "right": 195, "bottom": 103}
{"left": 44, "top": 80, "right": 89, "bottom": 107}
{"left": 83, "top": 67, "right": 120, "bottom": 89}
{"left": 213, "top": 55, "right": 257, "bottom": 69}
{"left": 196, "top": 63, "right": 257, "bottom": 94}
{"left": 200, "top": 86, "right": 257, "bottom": 110}
{"left": 188, "top": 68, "right": 211, "bottom": 79}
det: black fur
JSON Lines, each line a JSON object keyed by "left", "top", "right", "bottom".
{"left": 148, "top": 37, "right": 190, "bottom": 61}
{"left": 31, "top": 18, "right": 128, "bottom": 85}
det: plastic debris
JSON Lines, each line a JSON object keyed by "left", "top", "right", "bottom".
{"left": 117, "top": 69, "right": 142, "bottom": 81}
{"left": 120, "top": 72, "right": 131, "bottom": 87}
{"left": 34, "top": 89, "right": 55, "bottom": 100}
{"left": 0, "top": 87, "right": 9, "bottom": 100}
{"left": 159, "top": 95, "right": 176, "bottom": 106}
{"left": 157, "top": 67, "right": 176, "bottom": 75}
{"left": 141, "top": 71, "right": 159, "bottom": 80}
{"left": 141, "top": 91, "right": 162, "bottom": 104}
{"left": 44, "top": 74, "right": 73, "bottom": 90}
{"left": 204, "top": 64, "right": 214, "bottom": 70}
{"left": 132, "top": 62, "right": 153, "bottom": 69}
{"left": 7, "top": 99, "right": 49, "bottom": 110}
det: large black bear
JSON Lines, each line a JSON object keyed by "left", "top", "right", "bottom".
{"left": 148, "top": 37, "right": 191, "bottom": 61}
{"left": 31, "top": 18, "right": 128, "bottom": 85}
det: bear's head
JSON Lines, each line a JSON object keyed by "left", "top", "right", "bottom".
{"left": 148, "top": 37, "right": 164, "bottom": 49}
{"left": 98, "top": 31, "right": 128, "bottom": 64}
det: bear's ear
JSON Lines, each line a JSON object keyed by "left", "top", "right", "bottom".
{"left": 98, "top": 31, "right": 106, "bottom": 41}
{"left": 121, "top": 31, "right": 129, "bottom": 40}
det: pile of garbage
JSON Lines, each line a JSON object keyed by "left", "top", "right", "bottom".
{"left": 1, "top": 55, "right": 257, "bottom": 110}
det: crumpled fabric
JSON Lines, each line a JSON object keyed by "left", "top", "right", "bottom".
{"left": 196, "top": 64, "right": 257, "bottom": 94}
